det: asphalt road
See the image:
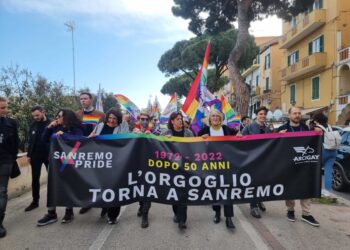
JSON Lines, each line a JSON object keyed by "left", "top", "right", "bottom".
{"left": 2, "top": 186, "right": 350, "bottom": 250}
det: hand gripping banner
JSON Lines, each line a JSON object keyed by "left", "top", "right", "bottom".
{"left": 47, "top": 132, "right": 322, "bottom": 207}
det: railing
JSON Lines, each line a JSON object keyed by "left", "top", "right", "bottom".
{"left": 338, "top": 47, "right": 350, "bottom": 65}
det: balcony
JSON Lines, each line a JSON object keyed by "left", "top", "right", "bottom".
{"left": 280, "top": 52, "right": 327, "bottom": 81}
{"left": 338, "top": 47, "right": 350, "bottom": 66}
{"left": 255, "top": 86, "right": 261, "bottom": 96}
{"left": 280, "top": 9, "right": 326, "bottom": 49}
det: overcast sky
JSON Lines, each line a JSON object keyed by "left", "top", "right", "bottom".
{"left": 0, "top": 0, "right": 282, "bottom": 109}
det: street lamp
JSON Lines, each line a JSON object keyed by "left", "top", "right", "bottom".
{"left": 64, "top": 21, "right": 76, "bottom": 95}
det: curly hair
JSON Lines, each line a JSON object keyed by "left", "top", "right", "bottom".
{"left": 104, "top": 108, "right": 123, "bottom": 125}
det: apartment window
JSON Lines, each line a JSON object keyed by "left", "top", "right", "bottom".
{"left": 255, "top": 75, "right": 259, "bottom": 86}
{"left": 290, "top": 85, "right": 296, "bottom": 104}
{"left": 288, "top": 50, "right": 299, "bottom": 66}
{"left": 265, "top": 77, "right": 270, "bottom": 90}
{"left": 309, "top": 35, "right": 324, "bottom": 55}
{"left": 313, "top": 0, "right": 323, "bottom": 10}
{"left": 264, "top": 54, "right": 270, "bottom": 69}
{"left": 291, "top": 16, "right": 297, "bottom": 28}
{"left": 312, "top": 76, "right": 320, "bottom": 100}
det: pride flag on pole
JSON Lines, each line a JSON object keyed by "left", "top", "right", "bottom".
{"left": 181, "top": 41, "right": 210, "bottom": 133}
{"left": 159, "top": 93, "right": 178, "bottom": 124}
{"left": 114, "top": 94, "right": 140, "bottom": 122}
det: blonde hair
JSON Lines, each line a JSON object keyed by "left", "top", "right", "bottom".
{"left": 208, "top": 108, "right": 224, "bottom": 126}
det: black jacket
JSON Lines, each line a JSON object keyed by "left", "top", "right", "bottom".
{"left": 198, "top": 125, "right": 237, "bottom": 136}
{"left": 0, "top": 117, "right": 19, "bottom": 161}
{"left": 277, "top": 121, "right": 309, "bottom": 132}
{"left": 27, "top": 119, "right": 51, "bottom": 158}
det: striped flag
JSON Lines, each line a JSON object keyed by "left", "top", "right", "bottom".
{"left": 221, "top": 95, "right": 240, "bottom": 128}
{"left": 181, "top": 41, "right": 210, "bottom": 133}
{"left": 95, "top": 85, "right": 104, "bottom": 112}
{"left": 159, "top": 93, "right": 178, "bottom": 124}
{"left": 114, "top": 94, "right": 140, "bottom": 122}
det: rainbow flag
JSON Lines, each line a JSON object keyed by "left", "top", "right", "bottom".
{"left": 82, "top": 114, "right": 100, "bottom": 125}
{"left": 181, "top": 41, "right": 210, "bottom": 133}
{"left": 160, "top": 93, "right": 177, "bottom": 124}
{"left": 114, "top": 94, "right": 140, "bottom": 122}
{"left": 221, "top": 95, "right": 240, "bottom": 128}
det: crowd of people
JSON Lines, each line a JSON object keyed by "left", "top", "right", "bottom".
{"left": 0, "top": 92, "right": 336, "bottom": 238}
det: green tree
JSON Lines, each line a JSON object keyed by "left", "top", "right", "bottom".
{"left": 0, "top": 65, "right": 78, "bottom": 150}
{"left": 161, "top": 69, "right": 228, "bottom": 98}
{"left": 172, "top": 0, "right": 313, "bottom": 115}
{"left": 158, "top": 28, "right": 258, "bottom": 96}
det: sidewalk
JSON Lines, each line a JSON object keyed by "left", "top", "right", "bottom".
{"left": 8, "top": 156, "right": 48, "bottom": 199}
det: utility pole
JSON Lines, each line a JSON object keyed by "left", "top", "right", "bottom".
{"left": 64, "top": 21, "right": 76, "bottom": 95}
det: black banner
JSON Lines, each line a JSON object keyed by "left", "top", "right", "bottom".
{"left": 47, "top": 132, "right": 322, "bottom": 207}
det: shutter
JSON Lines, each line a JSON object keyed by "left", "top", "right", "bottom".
{"left": 320, "top": 35, "right": 324, "bottom": 52}
{"left": 296, "top": 50, "right": 299, "bottom": 62}
{"left": 309, "top": 42, "right": 313, "bottom": 55}
{"left": 288, "top": 55, "right": 291, "bottom": 66}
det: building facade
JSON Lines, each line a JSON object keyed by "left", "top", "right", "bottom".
{"left": 280, "top": 0, "right": 350, "bottom": 124}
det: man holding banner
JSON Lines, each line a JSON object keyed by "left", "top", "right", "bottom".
{"left": 278, "top": 107, "right": 320, "bottom": 227}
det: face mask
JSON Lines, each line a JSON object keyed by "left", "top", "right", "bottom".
{"left": 141, "top": 120, "right": 148, "bottom": 128}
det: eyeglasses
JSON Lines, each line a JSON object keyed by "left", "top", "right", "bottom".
{"left": 140, "top": 118, "right": 148, "bottom": 121}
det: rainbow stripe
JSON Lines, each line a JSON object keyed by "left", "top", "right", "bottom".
{"left": 114, "top": 94, "right": 140, "bottom": 122}
{"left": 94, "top": 131, "right": 321, "bottom": 142}
{"left": 82, "top": 114, "right": 100, "bottom": 125}
{"left": 181, "top": 41, "right": 211, "bottom": 133}
{"left": 160, "top": 93, "right": 177, "bottom": 124}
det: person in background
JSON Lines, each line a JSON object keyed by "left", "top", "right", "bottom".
{"left": 24, "top": 106, "right": 51, "bottom": 212}
{"left": 76, "top": 92, "right": 105, "bottom": 214}
{"left": 242, "top": 106, "right": 270, "bottom": 219}
{"left": 278, "top": 107, "right": 320, "bottom": 227}
{"left": 198, "top": 108, "right": 236, "bottom": 229}
{"left": 312, "top": 112, "right": 338, "bottom": 197}
{"left": 37, "top": 108, "right": 83, "bottom": 226}
{"left": 162, "top": 111, "right": 193, "bottom": 229}
{"left": 239, "top": 116, "right": 250, "bottom": 132}
{"left": 89, "top": 108, "right": 129, "bottom": 225}
{"left": 0, "top": 96, "right": 19, "bottom": 238}
{"left": 133, "top": 112, "right": 152, "bottom": 228}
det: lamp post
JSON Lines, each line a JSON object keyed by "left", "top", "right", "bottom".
{"left": 64, "top": 21, "right": 76, "bottom": 95}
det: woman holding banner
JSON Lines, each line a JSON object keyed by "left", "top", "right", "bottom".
{"left": 197, "top": 108, "right": 237, "bottom": 229}
{"left": 162, "top": 111, "right": 193, "bottom": 230}
{"left": 37, "top": 108, "right": 84, "bottom": 226}
{"left": 89, "top": 108, "right": 129, "bottom": 225}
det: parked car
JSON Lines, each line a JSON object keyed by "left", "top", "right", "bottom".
{"left": 332, "top": 127, "right": 350, "bottom": 191}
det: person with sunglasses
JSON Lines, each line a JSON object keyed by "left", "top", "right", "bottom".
{"left": 37, "top": 108, "right": 83, "bottom": 227}
{"left": 133, "top": 112, "right": 152, "bottom": 228}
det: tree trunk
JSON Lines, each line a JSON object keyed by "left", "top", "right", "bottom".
{"left": 227, "top": 0, "right": 253, "bottom": 116}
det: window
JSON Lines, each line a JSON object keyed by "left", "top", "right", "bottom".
{"left": 309, "top": 35, "right": 324, "bottom": 55}
{"left": 288, "top": 50, "right": 299, "bottom": 66}
{"left": 265, "top": 77, "right": 270, "bottom": 90}
{"left": 312, "top": 76, "right": 320, "bottom": 100}
{"left": 291, "top": 16, "right": 297, "bottom": 28}
{"left": 264, "top": 54, "right": 270, "bottom": 69}
{"left": 313, "top": 0, "right": 323, "bottom": 10}
{"left": 255, "top": 75, "right": 259, "bottom": 86}
{"left": 290, "top": 85, "right": 296, "bottom": 104}
{"left": 256, "top": 55, "right": 260, "bottom": 64}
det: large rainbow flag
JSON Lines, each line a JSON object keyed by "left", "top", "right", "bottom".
{"left": 114, "top": 94, "right": 140, "bottom": 122}
{"left": 159, "top": 93, "right": 178, "bottom": 124}
{"left": 181, "top": 41, "right": 210, "bottom": 133}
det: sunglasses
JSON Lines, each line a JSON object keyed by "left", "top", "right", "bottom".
{"left": 140, "top": 118, "right": 148, "bottom": 121}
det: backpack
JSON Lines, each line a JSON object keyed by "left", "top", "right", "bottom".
{"left": 317, "top": 124, "right": 341, "bottom": 150}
